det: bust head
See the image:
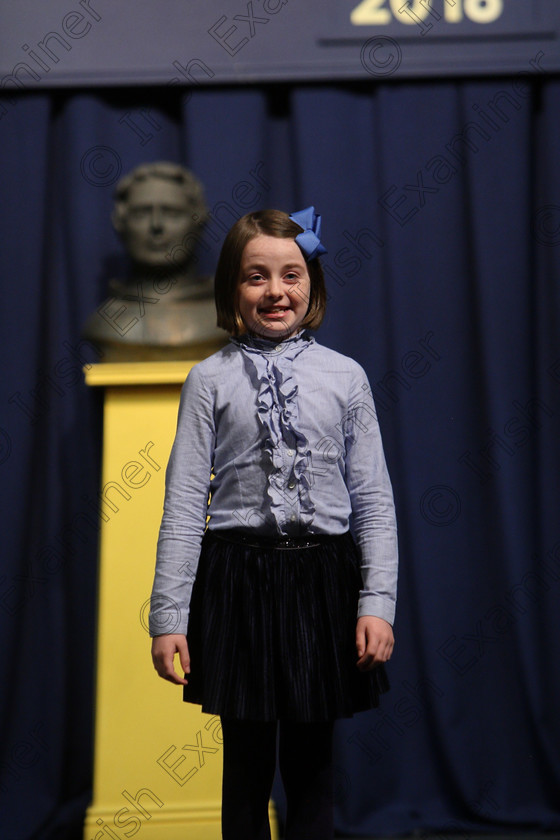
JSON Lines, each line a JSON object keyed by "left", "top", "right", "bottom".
{"left": 112, "top": 162, "right": 208, "bottom": 270}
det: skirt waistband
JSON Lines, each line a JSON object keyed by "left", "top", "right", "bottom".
{"left": 206, "top": 528, "right": 349, "bottom": 551}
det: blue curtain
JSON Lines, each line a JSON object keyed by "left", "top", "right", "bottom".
{"left": 1, "top": 77, "right": 559, "bottom": 839}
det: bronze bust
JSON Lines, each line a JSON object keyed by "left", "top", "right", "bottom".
{"left": 83, "top": 162, "right": 227, "bottom": 361}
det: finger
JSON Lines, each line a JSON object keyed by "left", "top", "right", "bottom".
{"left": 356, "top": 637, "right": 378, "bottom": 670}
{"left": 164, "top": 671, "right": 188, "bottom": 685}
{"left": 371, "top": 638, "right": 394, "bottom": 665}
{"left": 159, "top": 660, "right": 188, "bottom": 685}
{"left": 355, "top": 626, "right": 367, "bottom": 658}
{"left": 152, "top": 648, "right": 188, "bottom": 685}
{"left": 179, "top": 640, "right": 191, "bottom": 675}
{"left": 356, "top": 653, "right": 374, "bottom": 671}
{"left": 356, "top": 622, "right": 374, "bottom": 664}
{"left": 357, "top": 635, "right": 392, "bottom": 670}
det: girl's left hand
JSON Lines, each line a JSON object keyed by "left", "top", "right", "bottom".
{"left": 356, "top": 616, "right": 394, "bottom": 671}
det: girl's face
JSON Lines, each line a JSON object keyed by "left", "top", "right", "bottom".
{"left": 237, "top": 235, "right": 311, "bottom": 341}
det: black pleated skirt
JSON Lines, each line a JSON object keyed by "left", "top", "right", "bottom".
{"left": 183, "top": 529, "right": 390, "bottom": 722}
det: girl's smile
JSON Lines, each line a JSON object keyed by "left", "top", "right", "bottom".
{"left": 237, "top": 235, "right": 311, "bottom": 340}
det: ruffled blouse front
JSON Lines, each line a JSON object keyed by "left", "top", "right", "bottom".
{"left": 230, "top": 331, "right": 316, "bottom": 534}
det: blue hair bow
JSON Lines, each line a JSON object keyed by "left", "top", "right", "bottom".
{"left": 289, "top": 206, "right": 327, "bottom": 261}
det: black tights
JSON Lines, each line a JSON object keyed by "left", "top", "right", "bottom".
{"left": 220, "top": 717, "right": 335, "bottom": 840}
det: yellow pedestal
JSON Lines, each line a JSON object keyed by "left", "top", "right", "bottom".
{"left": 84, "top": 362, "right": 278, "bottom": 840}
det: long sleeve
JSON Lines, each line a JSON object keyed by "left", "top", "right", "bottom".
{"left": 149, "top": 365, "right": 215, "bottom": 636}
{"left": 343, "top": 367, "right": 398, "bottom": 624}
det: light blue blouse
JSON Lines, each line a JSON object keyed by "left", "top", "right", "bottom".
{"left": 149, "top": 330, "right": 398, "bottom": 636}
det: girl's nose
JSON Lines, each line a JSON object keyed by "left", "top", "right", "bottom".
{"left": 266, "top": 277, "right": 283, "bottom": 297}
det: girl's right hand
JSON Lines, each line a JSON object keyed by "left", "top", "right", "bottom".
{"left": 151, "top": 634, "right": 190, "bottom": 685}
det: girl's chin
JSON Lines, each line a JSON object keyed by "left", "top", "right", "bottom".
{"left": 248, "top": 322, "right": 300, "bottom": 341}
{"left": 241, "top": 312, "right": 305, "bottom": 341}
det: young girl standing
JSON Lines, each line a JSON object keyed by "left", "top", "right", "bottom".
{"left": 150, "top": 207, "right": 398, "bottom": 840}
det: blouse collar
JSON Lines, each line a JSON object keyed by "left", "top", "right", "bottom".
{"left": 230, "top": 329, "right": 314, "bottom": 356}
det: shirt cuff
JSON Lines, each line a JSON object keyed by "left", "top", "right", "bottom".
{"left": 148, "top": 604, "right": 189, "bottom": 637}
{"left": 357, "top": 592, "right": 395, "bottom": 625}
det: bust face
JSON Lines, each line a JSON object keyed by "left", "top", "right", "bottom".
{"left": 118, "top": 177, "right": 198, "bottom": 269}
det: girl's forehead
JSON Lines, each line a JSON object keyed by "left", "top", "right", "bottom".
{"left": 241, "top": 235, "right": 305, "bottom": 265}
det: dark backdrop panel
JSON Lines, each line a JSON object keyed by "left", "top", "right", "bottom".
{"left": 0, "top": 78, "right": 559, "bottom": 839}
{"left": 2, "top": 0, "right": 559, "bottom": 85}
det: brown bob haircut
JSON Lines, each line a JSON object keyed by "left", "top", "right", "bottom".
{"left": 215, "top": 209, "right": 327, "bottom": 336}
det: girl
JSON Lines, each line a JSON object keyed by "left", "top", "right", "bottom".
{"left": 150, "top": 207, "right": 398, "bottom": 840}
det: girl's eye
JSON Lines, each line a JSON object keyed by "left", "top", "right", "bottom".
{"left": 285, "top": 272, "right": 298, "bottom": 281}
{"left": 249, "top": 274, "right": 264, "bottom": 283}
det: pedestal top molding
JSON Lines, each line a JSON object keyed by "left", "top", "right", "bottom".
{"left": 84, "top": 361, "right": 196, "bottom": 387}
